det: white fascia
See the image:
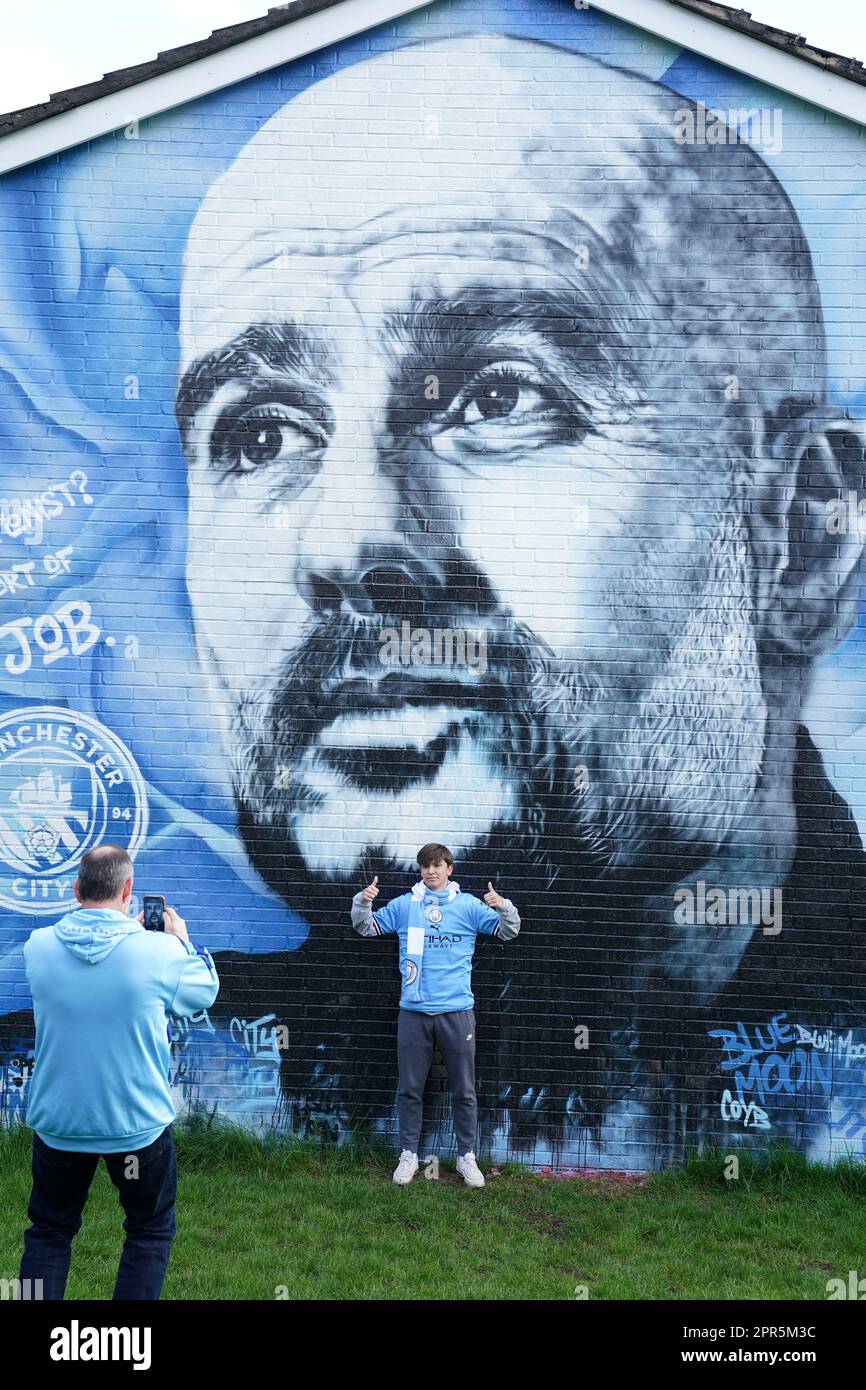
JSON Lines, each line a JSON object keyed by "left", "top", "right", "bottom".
{"left": 0, "top": 0, "right": 432, "bottom": 174}
{"left": 0, "top": 0, "right": 864, "bottom": 176}
{"left": 596, "top": 0, "right": 866, "bottom": 125}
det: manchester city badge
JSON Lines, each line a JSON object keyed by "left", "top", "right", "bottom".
{"left": 0, "top": 704, "right": 147, "bottom": 914}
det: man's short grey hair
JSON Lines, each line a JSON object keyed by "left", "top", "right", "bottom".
{"left": 76, "top": 845, "right": 132, "bottom": 902}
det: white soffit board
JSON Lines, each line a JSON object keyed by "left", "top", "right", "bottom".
{"left": 0, "top": 0, "right": 865, "bottom": 175}
{"left": 0, "top": 0, "right": 432, "bottom": 174}
{"left": 596, "top": 0, "right": 866, "bottom": 125}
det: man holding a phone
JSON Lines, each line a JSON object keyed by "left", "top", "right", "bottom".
{"left": 18, "top": 843, "right": 219, "bottom": 1300}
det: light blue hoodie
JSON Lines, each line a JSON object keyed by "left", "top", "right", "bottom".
{"left": 23, "top": 907, "right": 219, "bottom": 1152}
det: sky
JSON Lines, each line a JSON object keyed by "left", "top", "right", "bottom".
{"left": 0, "top": 0, "right": 864, "bottom": 113}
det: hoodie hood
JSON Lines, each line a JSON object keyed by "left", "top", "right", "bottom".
{"left": 53, "top": 908, "right": 142, "bottom": 964}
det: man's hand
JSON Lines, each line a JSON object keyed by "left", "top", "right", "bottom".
{"left": 163, "top": 907, "right": 189, "bottom": 942}
{"left": 135, "top": 906, "right": 189, "bottom": 939}
{"left": 136, "top": 905, "right": 189, "bottom": 940}
{"left": 362, "top": 875, "right": 380, "bottom": 902}
{"left": 484, "top": 881, "right": 504, "bottom": 909}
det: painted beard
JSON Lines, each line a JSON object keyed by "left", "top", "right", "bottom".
{"left": 227, "top": 507, "right": 767, "bottom": 901}
{"left": 231, "top": 609, "right": 603, "bottom": 895}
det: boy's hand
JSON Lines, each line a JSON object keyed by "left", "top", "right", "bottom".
{"left": 362, "top": 875, "right": 380, "bottom": 902}
{"left": 484, "top": 881, "right": 504, "bottom": 909}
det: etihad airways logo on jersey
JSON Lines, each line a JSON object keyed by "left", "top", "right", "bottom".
{"left": 425, "top": 932, "right": 461, "bottom": 949}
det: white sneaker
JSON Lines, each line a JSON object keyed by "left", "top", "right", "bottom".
{"left": 456, "top": 1151, "right": 485, "bottom": 1188}
{"left": 393, "top": 1150, "right": 419, "bottom": 1184}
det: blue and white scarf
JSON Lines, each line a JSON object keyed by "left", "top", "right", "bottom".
{"left": 403, "top": 879, "right": 460, "bottom": 1003}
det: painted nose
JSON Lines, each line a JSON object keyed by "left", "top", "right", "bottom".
{"left": 297, "top": 554, "right": 438, "bottom": 620}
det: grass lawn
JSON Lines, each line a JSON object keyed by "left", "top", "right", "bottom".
{"left": 1, "top": 1122, "right": 864, "bottom": 1300}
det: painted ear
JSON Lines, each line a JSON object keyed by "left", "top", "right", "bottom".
{"left": 755, "top": 413, "right": 866, "bottom": 655}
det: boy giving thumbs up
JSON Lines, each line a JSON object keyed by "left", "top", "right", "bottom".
{"left": 351, "top": 843, "right": 520, "bottom": 1187}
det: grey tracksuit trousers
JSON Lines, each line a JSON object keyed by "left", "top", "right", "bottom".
{"left": 397, "top": 1006, "right": 477, "bottom": 1156}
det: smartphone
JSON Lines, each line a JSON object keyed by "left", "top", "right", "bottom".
{"left": 143, "top": 895, "right": 166, "bottom": 932}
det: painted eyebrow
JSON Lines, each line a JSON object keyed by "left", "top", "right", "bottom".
{"left": 175, "top": 285, "right": 643, "bottom": 450}
{"left": 384, "top": 287, "right": 638, "bottom": 400}
{"left": 175, "top": 321, "right": 334, "bottom": 448}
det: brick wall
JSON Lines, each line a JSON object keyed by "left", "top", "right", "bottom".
{"left": 1, "top": 1, "right": 865, "bottom": 1169}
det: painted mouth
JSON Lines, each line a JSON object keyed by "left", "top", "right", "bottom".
{"left": 293, "top": 670, "right": 506, "bottom": 790}
{"left": 314, "top": 708, "right": 484, "bottom": 789}
{"left": 318, "top": 671, "right": 502, "bottom": 716}
{"left": 318, "top": 703, "right": 476, "bottom": 751}
{"left": 270, "top": 668, "right": 511, "bottom": 793}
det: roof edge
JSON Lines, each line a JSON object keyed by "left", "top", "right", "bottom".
{"left": 0, "top": 0, "right": 337, "bottom": 136}
{"left": 1, "top": 0, "right": 865, "bottom": 177}
{"left": 668, "top": 0, "right": 866, "bottom": 85}
{"left": 594, "top": 0, "right": 866, "bottom": 124}
{"left": 0, "top": 0, "right": 431, "bottom": 174}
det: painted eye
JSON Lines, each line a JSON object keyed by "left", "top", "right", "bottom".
{"left": 428, "top": 361, "right": 587, "bottom": 460}
{"left": 211, "top": 406, "right": 322, "bottom": 475}
{"left": 238, "top": 419, "right": 292, "bottom": 468}
{"left": 447, "top": 366, "right": 561, "bottom": 430}
{"left": 233, "top": 415, "right": 307, "bottom": 470}
{"left": 461, "top": 379, "right": 543, "bottom": 425}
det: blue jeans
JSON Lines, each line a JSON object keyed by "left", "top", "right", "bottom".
{"left": 19, "top": 1124, "right": 177, "bottom": 1300}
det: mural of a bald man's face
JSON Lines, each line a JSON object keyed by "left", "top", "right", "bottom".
{"left": 175, "top": 37, "right": 865, "bottom": 922}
